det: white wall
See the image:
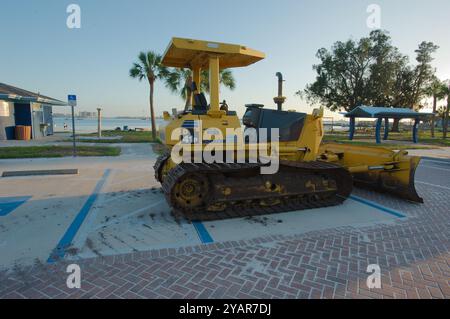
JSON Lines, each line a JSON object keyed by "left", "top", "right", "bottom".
{"left": 0, "top": 100, "right": 15, "bottom": 140}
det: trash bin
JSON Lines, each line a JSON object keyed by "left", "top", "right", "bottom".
{"left": 25, "top": 126, "right": 31, "bottom": 140}
{"left": 5, "top": 126, "right": 15, "bottom": 140}
{"left": 15, "top": 125, "right": 32, "bottom": 140}
{"left": 15, "top": 126, "right": 24, "bottom": 140}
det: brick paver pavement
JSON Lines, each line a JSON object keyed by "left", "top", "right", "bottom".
{"left": 0, "top": 184, "right": 449, "bottom": 299}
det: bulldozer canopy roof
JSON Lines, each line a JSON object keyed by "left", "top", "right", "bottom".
{"left": 161, "top": 37, "right": 265, "bottom": 69}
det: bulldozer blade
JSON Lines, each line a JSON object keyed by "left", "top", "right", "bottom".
{"left": 320, "top": 143, "right": 424, "bottom": 203}
{"left": 352, "top": 156, "right": 423, "bottom": 203}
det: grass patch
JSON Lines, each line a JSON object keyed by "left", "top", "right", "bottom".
{"left": 73, "top": 130, "right": 159, "bottom": 143}
{"left": 323, "top": 135, "right": 436, "bottom": 150}
{"left": 324, "top": 130, "right": 450, "bottom": 148}
{"left": 0, "top": 146, "right": 121, "bottom": 159}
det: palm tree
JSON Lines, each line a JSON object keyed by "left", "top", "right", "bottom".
{"left": 165, "top": 68, "right": 236, "bottom": 111}
{"left": 425, "top": 77, "right": 448, "bottom": 137}
{"left": 164, "top": 68, "right": 193, "bottom": 111}
{"left": 444, "top": 82, "right": 450, "bottom": 139}
{"left": 129, "top": 51, "right": 168, "bottom": 140}
{"left": 437, "top": 105, "right": 447, "bottom": 120}
{"left": 200, "top": 69, "right": 236, "bottom": 93}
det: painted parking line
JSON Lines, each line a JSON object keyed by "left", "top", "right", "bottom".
{"left": 420, "top": 165, "right": 450, "bottom": 172}
{"left": 192, "top": 221, "right": 214, "bottom": 244}
{"left": 47, "top": 169, "right": 111, "bottom": 263}
{"left": 422, "top": 158, "right": 450, "bottom": 164}
{"left": 348, "top": 195, "right": 406, "bottom": 218}
{"left": 416, "top": 181, "right": 450, "bottom": 191}
{"left": 0, "top": 196, "right": 32, "bottom": 216}
{"left": 195, "top": 194, "right": 406, "bottom": 244}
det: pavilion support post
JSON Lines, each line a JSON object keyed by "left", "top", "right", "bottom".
{"left": 349, "top": 117, "right": 355, "bottom": 140}
{"left": 413, "top": 118, "right": 420, "bottom": 143}
{"left": 375, "top": 118, "right": 383, "bottom": 144}
{"left": 383, "top": 118, "right": 389, "bottom": 140}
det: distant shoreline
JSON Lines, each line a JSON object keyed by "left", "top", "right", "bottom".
{"left": 53, "top": 116, "right": 164, "bottom": 120}
{"left": 53, "top": 117, "right": 165, "bottom": 133}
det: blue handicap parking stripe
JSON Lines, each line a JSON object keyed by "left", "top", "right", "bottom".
{"left": 47, "top": 169, "right": 111, "bottom": 263}
{"left": 192, "top": 221, "right": 214, "bottom": 244}
{"left": 0, "top": 196, "right": 32, "bottom": 216}
{"left": 349, "top": 195, "right": 406, "bottom": 218}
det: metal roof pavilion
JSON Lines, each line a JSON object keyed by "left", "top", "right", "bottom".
{"left": 0, "top": 83, "right": 68, "bottom": 106}
{"left": 343, "top": 106, "right": 433, "bottom": 119}
{"left": 343, "top": 106, "right": 434, "bottom": 144}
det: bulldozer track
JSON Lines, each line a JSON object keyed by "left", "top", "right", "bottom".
{"left": 160, "top": 160, "right": 353, "bottom": 221}
{"left": 154, "top": 152, "right": 171, "bottom": 183}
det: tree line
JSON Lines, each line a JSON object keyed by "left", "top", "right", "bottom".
{"left": 298, "top": 30, "right": 449, "bottom": 136}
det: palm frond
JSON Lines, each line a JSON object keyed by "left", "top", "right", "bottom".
{"left": 162, "top": 68, "right": 193, "bottom": 101}
{"left": 164, "top": 70, "right": 182, "bottom": 93}
{"left": 146, "top": 52, "right": 157, "bottom": 68}
{"left": 220, "top": 69, "right": 236, "bottom": 90}
{"left": 129, "top": 63, "right": 145, "bottom": 81}
{"left": 199, "top": 69, "right": 236, "bottom": 93}
{"left": 137, "top": 52, "right": 148, "bottom": 72}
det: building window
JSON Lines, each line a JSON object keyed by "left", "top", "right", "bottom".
{"left": 0, "top": 101, "right": 10, "bottom": 117}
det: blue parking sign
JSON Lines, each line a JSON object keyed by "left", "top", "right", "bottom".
{"left": 68, "top": 95, "right": 77, "bottom": 106}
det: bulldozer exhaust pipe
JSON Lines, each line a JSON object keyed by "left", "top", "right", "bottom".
{"left": 274, "top": 72, "right": 286, "bottom": 111}
{"left": 276, "top": 72, "right": 283, "bottom": 99}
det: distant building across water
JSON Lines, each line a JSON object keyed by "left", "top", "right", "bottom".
{"left": 78, "top": 111, "right": 96, "bottom": 118}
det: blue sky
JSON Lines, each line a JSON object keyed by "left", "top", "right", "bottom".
{"left": 1, "top": 0, "right": 449, "bottom": 118}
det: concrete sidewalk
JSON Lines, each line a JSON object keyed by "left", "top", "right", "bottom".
{"left": 0, "top": 133, "right": 126, "bottom": 148}
{"left": 0, "top": 133, "right": 70, "bottom": 147}
{"left": 406, "top": 147, "right": 450, "bottom": 160}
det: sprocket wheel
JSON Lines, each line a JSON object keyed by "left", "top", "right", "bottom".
{"left": 172, "top": 173, "right": 209, "bottom": 211}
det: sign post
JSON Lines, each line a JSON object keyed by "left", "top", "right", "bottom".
{"left": 97, "top": 107, "right": 102, "bottom": 138}
{"left": 68, "top": 95, "right": 77, "bottom": 157}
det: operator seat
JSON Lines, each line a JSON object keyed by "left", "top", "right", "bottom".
{"left": 194, "top": 93, "right": 208, "bottom": 111}
{"left": 191, "top": 81, "right": 209, "bottom": 112}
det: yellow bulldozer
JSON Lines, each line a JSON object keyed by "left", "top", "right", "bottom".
{"left": 154, "top": 37, "right": 423, "bottom": 221}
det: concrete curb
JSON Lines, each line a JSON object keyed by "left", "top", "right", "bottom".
{"left": 2, "top": 169, "right": 79, "bottom": 177}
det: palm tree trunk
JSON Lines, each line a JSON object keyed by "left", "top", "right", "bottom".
{"left": 149, "top": 80, "right": 157, "bottom": 140}
{"left": 444, "top": 96, "right": 450, "bottom": 139}
{"left": 184, "top": 92, "right": 192, "bottom": 112}
{"left": 184, "top": 76, "right": 193, "bottom": 112}
{"left": 431, "top": 96, "right": 437, "bottom": 138}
